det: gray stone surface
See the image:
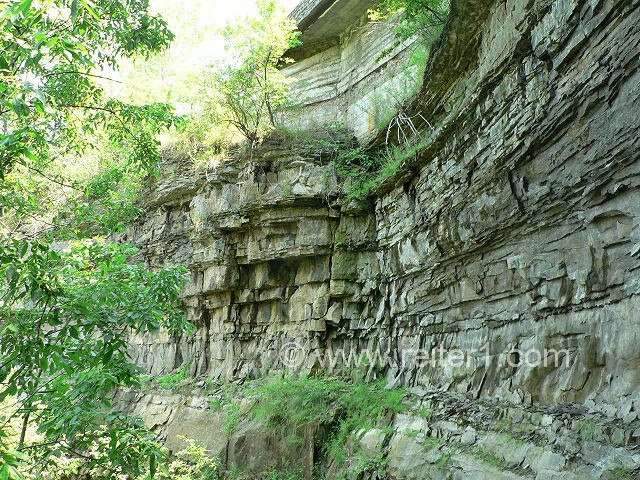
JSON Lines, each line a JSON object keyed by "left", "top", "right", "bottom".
{"left": 121, "top": 0, "right": 640, "bottom": 477}
{"left": 281, "top": 0, "right": 425, "bottom": 142}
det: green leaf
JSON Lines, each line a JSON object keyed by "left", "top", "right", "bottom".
{"left": 71, "top": 0, "right": 79, "bottom": 20}
{"left": 23, "top": 149, "right": 38, "bottom": 162}
{"left": 103, "top": 348, "right": 113, "bottom": 364}
{"left": 7, "top": 382, "right": 17, "bottom": 397}
{"left": 41, "top": 355, "right": 49, "bottom": 372}
{"left": 5, "top": 265, "right": 15, "bottom": 282}
{"left": 149, "top": 452, "right": 156, "bottom": 478}
{"left": 8, "top": 466, "right": 23, "bottom": 480}
{"left": 15, "top": 0, "right": 33, "bottom": 16}
{"left": 8, "top": 450, "right": 27, "bottom": 461}
{"left": 80, "top": 0, "right": 101, "bottom": 21}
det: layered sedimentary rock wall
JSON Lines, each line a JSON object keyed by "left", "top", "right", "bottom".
{"left": 122, "top": 0, "right": 640, "bottom": 477}
{"left": 281, "top": 0, "right": 426, "bottom": 142}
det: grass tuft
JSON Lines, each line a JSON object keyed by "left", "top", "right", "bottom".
{"left": 156, "top": 362, "right": 192, "bottom": 389}
{"left": 247, "top": 376, "right": 406, "bottom": 466}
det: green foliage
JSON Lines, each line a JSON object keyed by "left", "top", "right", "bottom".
{"left": 205, "top": 0, "right": 302, "bottom": 146}
{"left": 156, "top": 362, "right": 192, "bottom": 390}
{"left": 56, "top": 164, "right": 145, "bottom": 239}
{"left": 496, "top": 415, "right": 513, "bottom": 433}
{"left": 0, "top": 5, "right": 189, "bottom": 474}
{"left": 249, "top": 377, "right": 343, "bottom": 441}
{"left": 248, "top": 376, "right": 406, "bottom": 466}
{"left": 113, "top": 0, "right": 230, "bottom": 106}
{"left": 574, "top": 419, "right": 597, "bottom": 442}
{"left": 372, "top": 0, "right": 450, "bottom": 58}
{"left": 0, "top": 0, "right": 182, "bottom": 239}
{"left": 156, "top": 436, "right": 220, "bottom": 480}
{"left": 0, "top": 439, "right": 25, "bottom": 480}
{"left": 333, "top": 147, "right": 381, "bottom": 199}
{"left": 204, "top": 385, "right": 242, "bottom": 437}
{"left": 171, "top": 109, "right": 238, "bottom": 169}
{"left": 261, "top": 465, "right": 305, "bottom": 480}
{"left": 415, "top": 405, "right": 432, "bottom": 420}
{"left": 500, "top": 432, "right": 524, "bottom": 447}
{"left": 334, "top": 136, "right": 431, "bottom": 200}
{"left": 421, "top": 436, "right": 443, "bottom": 450}
{"left": 0, "top": 0, "right": 179, "bottom": 179}
{"left": 164, "top": 0, "right": 306, "bottom": 163}
{"left": 265, "top": 124, "right": 354, "bottom": 158}
{"left": 607, "top": 467, "right": 637, "bottom": 480}
{"left": 209, "top": 397, "right": 223, "bottom": 411}
{"left": 404, "top": 428, "right": 420, "bottom": 439}
{"left": 223, "top": 402, "right": 241, "bottom": 438}
{"left": 406, "top": 44, "right": 431, "bottom": 84}
{"left": 0, "top": 142, "right": 152, "bottom": 239}
{"left": 435, "top": 449, "right": 453, "bottom": 470}
{"left": 264, "top": 126, "right": 318, "bottom": 150}
{"left": 282, "top": 179, "right": 292, "bottom": 196}
{"left": 341, "top": 454, "right": 388, "bottom": 480}
{"left": 471, "top": 447, "right": 506, "bottom": 468}
{"left": 326, "top": 381, "right": 405, "bottom": 464}
{"left": 0, "top": 239, "right": 191, "bottom": 479}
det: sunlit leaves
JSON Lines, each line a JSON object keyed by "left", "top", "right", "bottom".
{"left": 373, "top": 0, "right": 450, "bottom": 58}
{"left": 0, "top": 2, "right": 192, "bottom": 477}
{"left": 0, "top": 444, "right": 26, "bottom": 480}
{"left": 207, "top": 0, "right": 301, "bottom": 146}
{"left": 0, "top": 240, "right": 190, "bottom": 478}
{"left": 0, "top": 0, "right": 179, "bottom": 219}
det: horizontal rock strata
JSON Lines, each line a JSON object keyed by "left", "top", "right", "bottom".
{"left": 123, "top": 0, "right": 640, "bottom": 477}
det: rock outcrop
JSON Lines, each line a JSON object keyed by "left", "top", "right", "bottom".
{"left": 121, "top": 0, "right": 640, "bottom": 477}
{"left": 281, "top": 0, "right": 427, "bottom": 142}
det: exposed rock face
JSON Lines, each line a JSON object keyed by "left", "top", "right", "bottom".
{"left": 122, "top": 0, "right": 640, "bottom": 477}
{"left": 281, "top": 0, "right": 426, "bottom": 142}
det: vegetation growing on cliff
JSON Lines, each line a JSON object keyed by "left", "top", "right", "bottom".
{"left": 331, "top": 0, "right": 450, "bottom": 200}
{"left": 155, "top": 436, "right": 221, "bottom": 480}
{"left": 198, "top": 0, "right": 301, "bottom": 147}
{"left": 248, "top": 377, "right": 406, "bottom": 466}
{"left": 335, "top": 135, "right": 433, "bottom": 200}
{"left": 372, "top": 0, "right": 450, "bottom": 58}
{"left": 141, "top": 376, "right": 406, "bottom": 479}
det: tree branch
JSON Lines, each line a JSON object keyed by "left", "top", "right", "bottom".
{"left": 44, "top": 71, "right": 122, "bottom": 83}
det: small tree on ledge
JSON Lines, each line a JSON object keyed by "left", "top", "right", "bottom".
{"left": 207, "top": 0, "right": 302, "bottom": 148}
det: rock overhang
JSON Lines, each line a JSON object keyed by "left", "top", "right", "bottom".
{"left": 287, "top": 0, "right": 374, "bottom": 60}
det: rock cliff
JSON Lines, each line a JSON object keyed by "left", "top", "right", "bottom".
{"left": 120, "top": 0, "right": 640, "bottom": 478}
{"left": 281, "top": 0, "right": 427, "bottom": 142}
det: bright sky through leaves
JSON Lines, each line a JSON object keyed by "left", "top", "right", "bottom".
{"left": 109, "top": 0, "right": 301, "bottom": 109}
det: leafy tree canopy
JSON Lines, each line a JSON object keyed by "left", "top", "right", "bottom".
{"left": 0, "top": 0, "right": 182, "bottom": 237}
{"left": 0, "top": 0, "right": 179, "bottom": 176}
{"left": 0, "top": 240, "right": 190, "bottom": 479}
{"left": 0, "top": 1, "right": 193, "bottom": 478}
{"left": 205, "top": 0, "right": 301, "bottom": 146}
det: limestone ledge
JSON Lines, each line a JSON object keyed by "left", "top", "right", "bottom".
{"left": 116, "top": 386, "right": 640, "bottom": 479}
